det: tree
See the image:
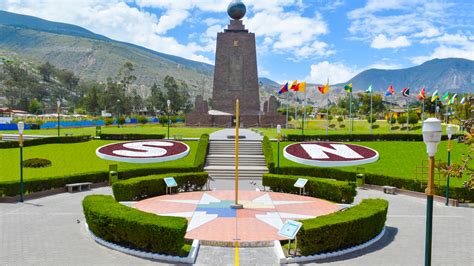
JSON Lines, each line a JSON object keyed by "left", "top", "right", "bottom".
{"left": 38, "top": 62, "right": 55, "bottom": 82}
{"left": 83, "top": 83, "right": 103, "bottom": 115}
{"left": 387, "top": 114, "right": 396, "bottom": 124}
{"left": 163, "top": 76, "right": 192, "bottom": 113}
{"left": 29, "top": 98, "right": 43, "bottom": 114}
{"left": 408, "top": 112, "right": 419, "bottom": 126}
{"left": 367, "top": 114, "right": 377, "bottom": 124}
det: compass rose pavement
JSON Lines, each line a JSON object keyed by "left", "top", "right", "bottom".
{"left": 134, "top": 191, "right": 341, "bottom": 242}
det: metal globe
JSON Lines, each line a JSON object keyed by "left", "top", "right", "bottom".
{"left": 227, "top": 0, "right": 246, "bottom": 20}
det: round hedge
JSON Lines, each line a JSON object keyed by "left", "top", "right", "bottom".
{"left": 23, "top": 158, "right": 52, "bottom": 168}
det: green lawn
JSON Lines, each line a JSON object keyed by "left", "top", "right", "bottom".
{"left": 0, "top": 140, "right": 198, "bottom": 182}
{"left": 255, "top": 120, "right": 458, "bottom": 138}
{"left": 0, "top": 124, "right": 220, "bottom": 138}
{"left": 272, "top": 140, "right": 472, "bottom": 188}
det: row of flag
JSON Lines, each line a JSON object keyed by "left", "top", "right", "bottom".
{"left": 279, "top": 81, "right": 467, "bottom": 105}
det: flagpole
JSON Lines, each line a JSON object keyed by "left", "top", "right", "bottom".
{"left": 389, "top": 94, "right": 393, "bottom": 130}
{"left": 349, "top": 92, "right": 353, "bottom": 134}
{"left": 435, "top": 98, "right": 438, "bottom": 119}
{"left": 302, "top": 91, "right": 306, "bottom": 135}
{"left": 445, "top": 101, "right": 448, "bottom": 125}
{"left": 406, "top": 101, "right": 409, "bottom": 132}
{"left": 370, "top": 90, "right": 373, "bottom": 135}
{"left": 294, "top": 92, "right": 297, "bottom": 127}
{"left": 285, "top": 91, "right": 289, "bottom": 129}
{"left": 422, "top": 99, "right": 425, "bottom": 123}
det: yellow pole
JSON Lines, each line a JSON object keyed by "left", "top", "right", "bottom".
{"left": 232, "top": 99, "right": 243, "bottom": 209}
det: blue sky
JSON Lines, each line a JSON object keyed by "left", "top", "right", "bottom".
{"left": 1, "top": 0, "right": 473, "bottom": 84}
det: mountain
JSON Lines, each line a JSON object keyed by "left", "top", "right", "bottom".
{"left": 344, "top": 58, "right": 473, "bottom": 93}
{"left": 0, "top": 10, "right": 213, "bottom": 97}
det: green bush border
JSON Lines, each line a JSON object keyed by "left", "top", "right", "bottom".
{"left": 113, "top": 172, "right": 208, "bottom": 201}
{"left": 262, "top": 136, "right": 275, "bottom": 171}
{"left": 83, "top": 195, "right": 187, "bottom": 256}
{"left": 99, "top": 133, "right": 166, "bottom": 140}
{"left": 0, "top": 135, "right": 91, "bottom": 149}
{"left": 286, "top": 133, "right": 463, "bottom": 142}
{"left": 262, "top": 174, "right": 356, "bottom": 203}
{"left": 298, "top": 199, "right": 388, "bottom": 255}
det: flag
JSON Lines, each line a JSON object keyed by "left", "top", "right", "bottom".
{"left": 401, "top": 88, "right": 410, "bottom": 97}
{"left": 290, "top": 80, "right": 299, "bottom": 91}
{"left": 460, "top": 96, "right": 466, "bottom": 105}
{"left": 344, "top": 83, "right": 352, "bottom": 93}
{"left": 318, "top": 80, "right": 329, "bottom": 94}
{"left": 278, "top": 82, "right": 288, "bottom": 95}
{"left": 385, "top": 85, "right": 395, "bottom": 96}
{"left": 416, "top": 88, "right": 426, "bottom": 101}
{"left": 441, "top": 91, "right": 450, "bottom": 102}
{"left": 296, "top": 82, "right": 306, "bottom": 92}
{"left": 365, "top": 84, "right": 373, "bottom": 93}
{"left": 431, "top": 90, "right": 439, "bottom": 102}
{"left": 448, "top": 94, "right": 457, "bottom": 105}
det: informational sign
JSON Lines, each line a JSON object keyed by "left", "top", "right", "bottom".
{"left": 96, "top": 140, "right": 189, "bottom": 164}
{"left": 278, "top": 220, "right": 303, "bottom": 240}
{"left": 294, "top": 178, "right": 308, "bottom": 188}
{"left": 284, "top": 142, "right": 379, "bottom": 167}
{"left": 164, "top": 177, "right": 177, "bottom": 188}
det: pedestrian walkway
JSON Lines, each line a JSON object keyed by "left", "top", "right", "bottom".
{"left": 209, "top": 128, "right": 263, "bottom": 141}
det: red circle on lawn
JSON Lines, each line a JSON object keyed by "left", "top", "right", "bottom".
{"left": 283, "top": 142, "right": 379, "bottom": 167}
{"left": 96, "top": 140, "right": 189, "bottom": 164}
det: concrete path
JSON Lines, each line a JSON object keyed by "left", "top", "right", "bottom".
{"left": 209, "top": 128, "right": 263, "bottom": 141}
{"left": 1, "top": 186, "right": 473, "bottom": 265}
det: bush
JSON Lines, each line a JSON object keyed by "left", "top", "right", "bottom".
{"left": 23, "top": 158, "right": 52, "bottom": 168}
{"left": 0, "top": 135, "right": 91, "bottom": 149}
{"left": 366, "top": 114, "right": 377, "bottom": 124}
{"left": 262, "top": 174, "right": 356, "bottom": 203}
{"left": 298, "top": 199, "right": 388, "bottom": 255}
{"left": 99, "top": 133, "right": 165, "bottom": 140}
{"left": 397, "top": 114, "right": 407, "bottom": 125}
{"left": 193, "top": 134, "right": 209, "bottom": 170}
{"left": 262, "top": 136, "right": 275, "bottom": 172}
{"left": 83, "top": 195, "right": 187, "bottom": 255}
{"left": 138, "top": 116, "right": 147, "bottom": 124}
{"left": 387, "top": 115, "right": 396, "bottom": 124}
{"left": 337, "top": 116, "right": 343, "bottom": 123}
{"left": 117, "top": 116, "right": 126, "bottom": 125}
{"left": 112, "top": 172, "right": 208, "bottom": 201}
{"left": 104, "top": 117, "right": 114, "bottom": 126}
{"left": 408, "top": 112, "right": 419, "bottom": 125}
{"left": 286, "top": 133, "right": 463, "bottom": 142}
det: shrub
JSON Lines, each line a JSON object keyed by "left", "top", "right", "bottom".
{"left": 262, "top": 174, "right": 356, "bottom": 203}
{"left": 286, "top": 133, "right": 463, "bottom": 142}
{"left": 397, "top": 114, "right": 407, "bottom": 125}
{"left": 0, "top": 135, "right": 91, "bottom": 149}
{"left": 138, "top": 116, "right": 148, "bottom": 124}
{"left": 99, "top": 133, "right": 165, "bottom": 140}
{"left": 112, "top": 172, "right": 208, "bottom": 201}
{"left": 366, "top": 114, "right": 377, "bottom": 124}
{"left": 193, "top": 134, "right": 209, "bottom": 170}
{"left": 23, "top": 158, "right": 52, "bottom": 168}
{"left": 408, "top": 112, "right": 419, "bottom": 125}
{"left": 117, "top": 116, "right": 126, "bottom": 125}
{"left": 337, "top": 116, "right": 343, "bottom": 123}
{"left": 328, "top": 115, "right": 333, "bottom": 121}
{"left": 298, "top": 199, "right": 388, "bottom": 255}
{"left": 262, "top": 136, "right": 275, "bottom": 172}
{"left": 104, "top": 117, "right": 114, "bottom": 126}
{"left": 387, "top": 115, "right": 396, "bottom": 124}
{"left": 83, "top": 195, "right": 187, "bottom": 255}
{"left": 328, "top": 124, "right": 336, "bottom": 128}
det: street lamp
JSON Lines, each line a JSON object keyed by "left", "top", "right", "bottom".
{"left": 57, "top": 99, "right": 61, "bottom": 137}
{"left": 18, "top": 121, "right": 25, "bottom": 202}
{"left": 422, "top": 118, "right": 442, "bottom": 266}
{"left": 445, "top": 125, "right": 453, "bottom": 206}
{"left": 277, "top": 124, "right": 281, "bottom": 174}
{"left": 167, "top": 100, "right": 171, "bottom": 140}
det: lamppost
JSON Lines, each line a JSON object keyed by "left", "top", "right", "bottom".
{"left": 301, "top": 102, "right": 305, "bottom": 136}
{"left": 422, "top": 118, "right": 442, "bottom": 266}
{"left": 167, "top": 99, "right": 171, "bottom": 140}
{"left": 57, "top": 99, "right": 61, "bottom": 137}
{"left": 18, "top": 121, "right": 25, "bottom": 202}
{"left": 277, "top": 124, "right": 281, "bottom": 174}
{"left": 445, "top": 125, "right": 453, "bottom": 206}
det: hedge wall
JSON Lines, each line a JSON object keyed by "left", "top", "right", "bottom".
{"left": 113, "top": 172, "right": 208, "bottom": 201}
{"left": 0, "top": 135, "right": 91, "bottom": 149}
{"left": 83, "top": 195, "right": 187, "bottom": 255}
{"left": 262, "top": 136, "right": 275, "bottom": 172}
{"left": 193, "top": 134, "right": 209, "bottom": 170}
{"left": 99, "top": 133, "right": 165, "bottom": 140}
{"left": 287, "top": 133, "right": 464, "bottom": 142}
{"left": 298, "top": 199, "right": 388, "bottom": 255}
{"left": 262, "top": 174, "right": 356, "bottom": 203}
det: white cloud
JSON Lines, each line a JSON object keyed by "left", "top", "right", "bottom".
{"left": 368, "top": 63, "right": 402, "bottom": 70}
{"left": 305, "top": 61, "right": 359, "bottom": 84}
{"left": 411, "top": 44, "right": 474, "bottom": 64}
{"left": 371, "top": 34, "right": 411, "bottom": 49}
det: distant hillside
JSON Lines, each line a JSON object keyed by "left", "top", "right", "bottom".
{"left": 0, "top": 10, "right": 213, "bottom": 98}
{"left": 344, "top": 58, "right": 473, "bottom": 93}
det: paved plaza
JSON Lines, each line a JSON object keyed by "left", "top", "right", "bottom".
{"left": 1, "top": 184, "right": 473, "bottom": 265}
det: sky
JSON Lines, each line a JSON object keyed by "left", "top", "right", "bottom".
{"left": 1, "top": 0, "right": 473, "bottom": 85}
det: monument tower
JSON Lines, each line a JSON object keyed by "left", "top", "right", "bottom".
{"left": 212, "top": 0, "right": 260, "bottom": 125}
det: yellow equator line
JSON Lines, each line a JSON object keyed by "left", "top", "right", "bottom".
{"left": 235, "top": 241, "right": 239, "bottom": 266}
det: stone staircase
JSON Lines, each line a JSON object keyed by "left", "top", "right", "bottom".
{"left": 204, "top": 140, "right": 268, "bottom": 180}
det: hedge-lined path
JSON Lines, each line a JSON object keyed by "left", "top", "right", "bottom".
{"left": 1, "top": 186, "right": 472, "bottom": 265}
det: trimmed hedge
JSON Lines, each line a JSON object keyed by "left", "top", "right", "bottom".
{"left": 99, "top": 133, "right": 165, "bottom": 140}
{"left": 0, "top": 135, "right": 91, "bottom": 149}
{"left": 262, "top": 174, "right": 356, "bottom": 203}
{"left": 298, "top": 199, "right": 388, "bottom": 255}
{"left": 193, "top": 134, "right": 209, "bottom": 170}
{"left": 23, "top": 158, "right": 52, "bottom": 168}
{"left": 83, "top": 195, "right": 187, "bottom": 255}
{"left": 113, "top": 172, "right": 208, "bottom": 201}
{"left": 287, "top": 133, "right": 464, "bottom": 142}
{"left": 262, "top": 136, "right": 275, "bottom": 171}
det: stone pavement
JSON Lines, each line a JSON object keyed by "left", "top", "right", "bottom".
{"left": 1, "top": 186, "right": 473, "bottom": 265}
{"left": 209, "top": 128, "right": 263, "bottom": 141}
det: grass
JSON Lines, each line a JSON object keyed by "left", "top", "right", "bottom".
{"left": 0, "top": 139, "right": 198, "bottom": 182}
{"left": 272, "top": 140, "right": 473, "bottom": 188}
{"left": 0, "top": 124, "right": 220, "bottom": 138}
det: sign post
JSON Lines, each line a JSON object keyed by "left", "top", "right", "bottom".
{"left": 294, "top": 178, "right": 308, "bottom": 195}
{"left": 278, "top": 220, "right": 303, "bottom": 256}
{"left": 164, "top": 177, "right": 177, "bottom": 194}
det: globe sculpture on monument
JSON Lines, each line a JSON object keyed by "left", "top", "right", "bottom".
{"left": 185, "top": 0, "right": 285, "bottom": 127}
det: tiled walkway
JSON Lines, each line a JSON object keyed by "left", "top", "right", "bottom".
{"left": 134, "top": 191, "right": 340, "bottom": 242}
